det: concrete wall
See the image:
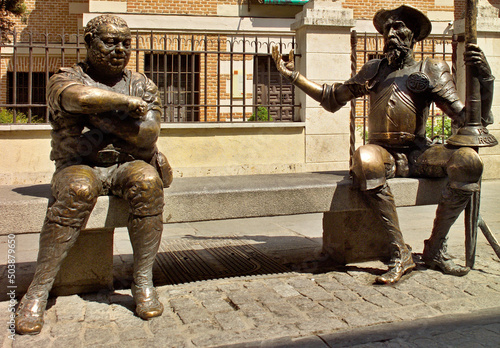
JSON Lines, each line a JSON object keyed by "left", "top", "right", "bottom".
{"left": 0, "top": 123, "right": 306, "bottom": 185}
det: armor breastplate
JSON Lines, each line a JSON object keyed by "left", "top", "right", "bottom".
{"left": 368, "top": 62, "right": 427, "bottom": 147}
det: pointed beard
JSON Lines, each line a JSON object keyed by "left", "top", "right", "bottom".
{"left": 384, "top": 43, "right": 411, "bottom": 69}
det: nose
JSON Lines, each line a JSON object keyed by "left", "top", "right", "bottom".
{"left": 387, "top": 26, "right": 397, "bottom": 38}
{"left": 115, "top": 42, "right": 125, "bottom": 52}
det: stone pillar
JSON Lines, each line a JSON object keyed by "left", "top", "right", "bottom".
{"left": 291, "top": 0, "right": 355, "bottom": 172}
{"left": 454, "top": 0, "right": 500, "bottom": 179}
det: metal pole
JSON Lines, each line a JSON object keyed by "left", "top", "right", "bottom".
{"left": 447, "top": 0, "right": 498, "bottom": 147}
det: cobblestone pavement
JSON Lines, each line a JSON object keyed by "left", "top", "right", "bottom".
{"left": 1, "top": 180, "right": 499, "bottom": 347}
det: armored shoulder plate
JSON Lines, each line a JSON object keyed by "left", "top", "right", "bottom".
{"left": 422, "top": 57, "right": 452, "bottom": 90}
{"left": 349, "top": 59, "right": 384, "bottom": 86}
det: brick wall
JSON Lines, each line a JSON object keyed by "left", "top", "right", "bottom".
{"left": 11, "top": 0, "right": 86, "bottom": 35}
{"left": 341, "top": 0, "right": 454, "bottom": 20}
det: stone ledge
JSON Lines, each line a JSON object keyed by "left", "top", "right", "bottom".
{"left": 0, "top": 172, "right": 448, "bottom": 235}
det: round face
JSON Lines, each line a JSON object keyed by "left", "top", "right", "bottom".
{"left": 383, "top": 20, "right": 414, "bottom": 51}
{"left": 87, "top": 23, "right": 132, "bottom": 78}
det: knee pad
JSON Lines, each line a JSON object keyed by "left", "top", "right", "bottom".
{"left": 122, "top": 164, "right": 164, "bottom": 216}
{"left": 47, "top": 173, "right": 100, "bottom": 227}
{"left": 351, "top": 144, "right": 394, "bottom": 191}
{"left": 447, "top": 147, "right": 483, "bottom": 192}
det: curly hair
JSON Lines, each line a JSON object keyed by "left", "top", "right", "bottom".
{"left": 84, "top": 14, "right": 128, "bottom": 40}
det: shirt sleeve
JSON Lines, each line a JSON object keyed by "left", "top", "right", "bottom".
{"left": 47, "top": 67, "right": 85, "bottom": 119}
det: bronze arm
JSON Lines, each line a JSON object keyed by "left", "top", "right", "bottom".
{"left": 61, "top": 84, "right": 161, "bottom": 148}
{"left": 272, "top": 46, "right": 355, "bottom": 111}
{"left": 61, "top": 85, "right": 148, "bottom": 119}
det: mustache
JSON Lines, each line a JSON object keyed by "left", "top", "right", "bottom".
{"left": 383, "top": 36, "right": 409, "bottom": 53}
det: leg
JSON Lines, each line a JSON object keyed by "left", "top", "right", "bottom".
{"left": 16, "top": 166, "right": 101, "bottom": 334}
{"left": 112, "top": 161, "right": 164, "bottom": 319}
{"left": 351, "top": 145, "right": 415, "bottom": 284}
{"left": 422, "top": 147, "right": 483, "bottom": 275}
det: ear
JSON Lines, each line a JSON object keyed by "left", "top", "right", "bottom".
{"left": 84, "top": 32, "right": 93, "bottom": 48}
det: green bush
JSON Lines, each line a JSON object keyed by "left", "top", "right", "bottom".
{"left": 0, "top": 108, "right": 28, "bottom": 123}
{"left": 426, "top": 116, "right": 452, "bottom": 141}
{"left": 248, "top": 106, "right": 273, "bottom": 122}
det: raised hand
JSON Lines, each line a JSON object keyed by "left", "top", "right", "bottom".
{"left": 272, "top": 45, "right": 296, "bottom": 81}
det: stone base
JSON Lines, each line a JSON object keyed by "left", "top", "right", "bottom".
{"left": 51, "top": 228, "right": 114, "bottom": 296}
{"left": 322, "top": 210, "right": 392, "bottom": 265}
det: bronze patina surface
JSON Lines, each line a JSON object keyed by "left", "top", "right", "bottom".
{"left": 273, "top": 5, "right": 495, "bottom": 284}
{"left": 15, "top": 14, "right": 172, "bottom": 335}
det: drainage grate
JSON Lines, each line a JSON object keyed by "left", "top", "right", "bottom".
{"left": 154, "top": 236, "right": 291, "bottom": 285}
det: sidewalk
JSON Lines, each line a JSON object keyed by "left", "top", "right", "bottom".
{"left": 1, "top": 180, "right": 499, "bottom": 347}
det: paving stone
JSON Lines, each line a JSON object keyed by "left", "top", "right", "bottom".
{"left": 146, "top": 314, "right": 180, "bottom": 335}
{"left": 201, "top": 298, "right": 235, "bottom": 313}
{"left": 271, "top": 283, "right": 301, "bottom": 298}
{"left": 408, "top": 286, "right": 448, "bottom": 303}
{"left": 363, "top": 294, "right": 401, "bottom": 309}
{"left": 214, "top": 311, "right": 248, "bottom": 331}
{"left": 332, "top": 289, "right": 363, "bottom": 303}
{"left": 49, "top": 320, "right": 84, "bottom": 338}
{"left": 374, "top": 286, "right": 421, "bottom": 306}
{"left": 287, "top": 277, "right": 318, "bottom": 290}
{"left": 170, "top": 297, "right": 210, "bottom": 325}
{"left": 12, "top": 333, "right": 52, "bottom": 348}
{"left": 84, "top": 301, "right": 111, "bottom": 322}
{"left": 295, "top": 285, "right": 336, "bottom": 302}
{"left": 319, "top": 300, "right": 360, "bottom": 318}
{"left": 394, "top": 304, "right": 442, "bottom": 321}
{"left": 150, "top": 335, "right": 192, "bottom": 348}
{"left": 226, "top": 290, "right": 255, "bottom": 307}
{"left": 259, "top": 300, "right": 306, "bottom": 325}
{"left": 117, "top": 324, "right": 151, "bottom": 341}
{"left": 54, "top": 295, "right": 86, "bottom": 322}
{"left": 52, "top": 334, "right": 84, "bottom": 347}
{"left": 429, "top": 299, "right": 476, "bottom": 315}
{"left": 314, "top": 277, "right": 349, "bottom": 292}
{"left": 296, "top": 317, "right": 347, "bottom": 333}
{"left": 83, "top": 325, "right": 118, "bottom": 346}
{"left": 341, "top": 312, "right": 390, "bottom": 328}
{"left": 348, "top": 299, "right": 383, "bottom": 314}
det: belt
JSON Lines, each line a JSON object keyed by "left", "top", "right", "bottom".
{"left": 368, "top": 132, "right": 416, "bottom": 146}
{"left": 96, "top": 149, "right": 135, "bottom": 165}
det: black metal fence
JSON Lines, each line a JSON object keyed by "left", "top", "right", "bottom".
{"left": 349, "top": 31, "right": 456, "bottom": 161}
{"left": 0, "top": 30, "right": 298, "bottom": 124}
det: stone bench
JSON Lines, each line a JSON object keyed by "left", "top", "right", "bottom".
{"left": 0, "top": 171, "right": 447, "bottom": 296}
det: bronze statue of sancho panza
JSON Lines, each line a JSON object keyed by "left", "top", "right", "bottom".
{"left": 15, "top": 14, "right": 172, "bottom": 335}
{"left": 273, "top": 5, "right": 494, "bottom": 284}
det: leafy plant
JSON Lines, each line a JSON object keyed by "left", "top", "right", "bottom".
{"left": 426, "top": 116, "right": 452, "bottom": 142}
{"left": 248, "top": 106, "right": 273, "bottom": 122}
{"left": 0, "top": 108, "right": 28, "bottom": 123}
{"left": 0, "top": 0, "right": 28, "bottom": 42}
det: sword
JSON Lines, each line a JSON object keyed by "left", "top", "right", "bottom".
{"left": 479, "top": 215, "right": 500, "bottom": 259}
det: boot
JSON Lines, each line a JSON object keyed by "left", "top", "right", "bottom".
{"left": 16, "top": 222, "right": 80, "bottom": 334}
{"left": 128, "top": 214, "right": 164, "bottom": 319}
{"left": 363, "top": 184, "right": 415, "bottom": 284}
{"left": 375, "top": 244, "right": 415, "bottom": 284}
{"left": 422, "top": 185, "right": 471, "bottom": 276}
{"left": 15, "top": 297, "right": 47, "bottom": 335}
{"left": 131, "top": 282, "right": 164, "bottom": 319}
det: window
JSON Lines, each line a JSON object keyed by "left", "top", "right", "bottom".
{"left": 7, "top": 72, "right": 50, "bottom": 122}
{"left": 144, "top": 53, "right": 200, "bottom": 122}
{"left": 254, "top": 55, "right": 294, "bottom": 121}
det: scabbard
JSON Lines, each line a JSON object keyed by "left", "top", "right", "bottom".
{"left": 465, "top": 190, "right": 480, "bottom": 268}
{"left": 479, "top": 215, "right": 500, "bottom": 259}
